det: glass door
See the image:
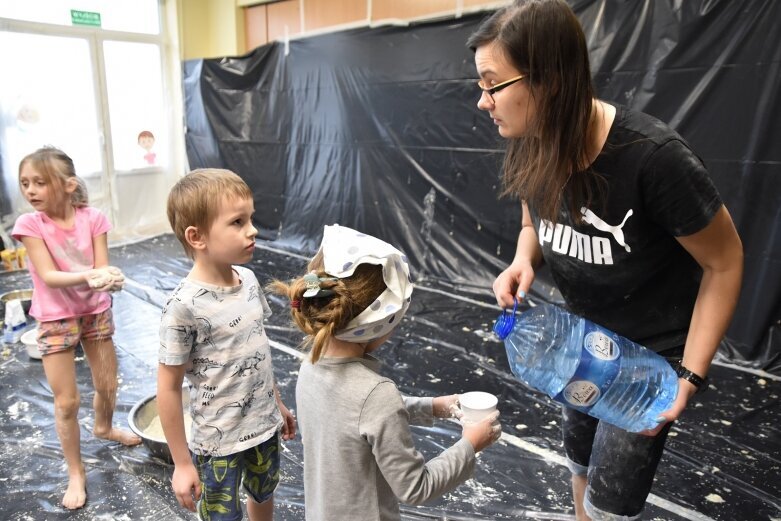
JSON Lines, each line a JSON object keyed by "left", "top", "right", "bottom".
{"left": 0, "top": 2, "right": 184, "bottom": 242}
{"left": 0, "top": 30, "right": 108, "bottom": 216}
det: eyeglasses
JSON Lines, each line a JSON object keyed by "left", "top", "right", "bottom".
{"left": 477, "top": 74, "right": 526, "bottom": 103}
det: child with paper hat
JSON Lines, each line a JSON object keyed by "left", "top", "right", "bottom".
{"left": 269, "top": 224, "right": 501, "bottom": 521}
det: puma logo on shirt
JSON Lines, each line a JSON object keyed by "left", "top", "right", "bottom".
{"left": 538, "top": 207, "right": 634, "bottom": 265}
{"left": 580, "top": 207, "right": 633, "bottom": 252}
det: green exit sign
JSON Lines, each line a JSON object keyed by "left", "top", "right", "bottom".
{"left": 71, "top": 10, "right": 101, "bottom": 27}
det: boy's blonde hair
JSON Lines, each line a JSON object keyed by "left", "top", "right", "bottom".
{"left": 267, "top": 250, "right": 387, "bottom": 363}
{"left": 167, "top": 168, "right": 253, "bottom": 259}
{"left": 19, "top": 147, "right": 88, "bottom": 208}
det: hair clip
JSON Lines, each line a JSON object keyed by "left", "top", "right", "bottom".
{"left": 302, "top": 271, "right": 338, "bottom": 298}
{"left": 291, "top": 300, "right": 301, "bottom": 309}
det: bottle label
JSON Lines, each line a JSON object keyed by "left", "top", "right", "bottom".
{"left": 561, "top": 380, "right": 601, "bottom": 407}
{"left": 555, "top": 321, "right": 622, "bottom": 413}
{"left": 584, "top": 331, "right": 620, "bottom": 360}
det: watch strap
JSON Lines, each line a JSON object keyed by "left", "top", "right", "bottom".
{"left": 676, "top": 364, "right": 707, "bottom": 393}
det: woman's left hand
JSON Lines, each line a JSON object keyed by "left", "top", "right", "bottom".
{"left": 638, "top": 379, "right": 698, "bottom": 436}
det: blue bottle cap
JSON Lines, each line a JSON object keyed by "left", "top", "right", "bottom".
{"left": 493, "top": 298, "right": 518, "bottom": 340}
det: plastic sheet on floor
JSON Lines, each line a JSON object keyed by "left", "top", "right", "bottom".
{"left": 0, "top": 235, "right": 778, "bottom": 520}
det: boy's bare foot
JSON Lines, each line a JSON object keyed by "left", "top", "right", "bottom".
{"left": 95, "top": 427, "right": 142, "bottom": 446}
{"left": 62, "top": 465, "right": 87, "bottom": 510}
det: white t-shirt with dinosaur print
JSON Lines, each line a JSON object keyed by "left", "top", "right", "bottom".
{"left": 159, "top": 265, "right": 282, "bottom": 457}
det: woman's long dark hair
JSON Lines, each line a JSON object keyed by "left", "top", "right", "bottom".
{"left": 467, "top": 0, "right": 601, "bottom": 223}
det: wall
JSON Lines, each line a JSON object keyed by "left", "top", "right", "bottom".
{"left": 179, "top": 0, "right": 509, "bottom": 59}
{"left": 184, "top": 1, "right": 781, "bottom": 371}
{"left": 250, "top": 0, "right": 510, "bottom": 46}
{"left": 177, "top": 0, "right": 245, "bottom": 60}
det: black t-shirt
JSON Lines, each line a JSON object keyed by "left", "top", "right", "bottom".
{"left": 529, "top": 105, "right": 722, "bottom": 352}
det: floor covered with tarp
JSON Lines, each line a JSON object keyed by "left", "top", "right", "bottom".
{"left": 1, "top": 235, "right": 779, "bottom": 521}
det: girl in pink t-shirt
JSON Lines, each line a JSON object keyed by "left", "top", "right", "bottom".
{"left": 11, "top": 147, "right": 141, "bottom": 510}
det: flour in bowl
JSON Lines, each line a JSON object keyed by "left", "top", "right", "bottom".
{"left": 142, "top": 412, "right": 193, "bottom": 442}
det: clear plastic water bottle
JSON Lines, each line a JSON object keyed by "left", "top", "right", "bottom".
{"left": 493, "top": 302, "right": 678, "bottom": 432}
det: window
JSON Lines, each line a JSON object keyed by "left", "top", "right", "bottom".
{"left": 0, "top": 32, "right": 103, "bottom": 178}
{"left": 0, "top": 1, "right": 183, "bottom": 240}
{"left": 0, "top": 0, "right": 160, "bottom": 34}
{"left": 104, "top": 41, "right": 167, "bottom": 171}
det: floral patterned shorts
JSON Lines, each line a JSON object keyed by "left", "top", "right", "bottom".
{"left": 37, "top": 308, "right": 115, "bottom": 356}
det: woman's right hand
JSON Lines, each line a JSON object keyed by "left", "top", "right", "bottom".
{"left": 493, "top": 261, "right": 535, "bottom": 308}
{"left": 462, "top": 411, "right": 502, "bottom": 453}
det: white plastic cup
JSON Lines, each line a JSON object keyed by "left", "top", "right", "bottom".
{"left": 459, "top": 391, "right": 498, "bottom": 423}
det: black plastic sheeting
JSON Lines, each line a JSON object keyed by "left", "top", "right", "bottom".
{"left": 182, "top": 0, "right": 781, "bottom": 374}
{"left": 1, "top": 235, "right": 779, "bottom": 520}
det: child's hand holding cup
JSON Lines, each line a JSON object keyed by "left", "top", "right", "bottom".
{"left": 458, "top": 391, "right": 502, "bottom": 452}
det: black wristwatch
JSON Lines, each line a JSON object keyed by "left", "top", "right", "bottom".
{"left": 675, "top": 364, "right": 708, "bottom": 394}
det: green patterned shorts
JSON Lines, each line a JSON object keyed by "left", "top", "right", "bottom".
{"left": 192, "top": 432, "right": 280, "bottom": 521}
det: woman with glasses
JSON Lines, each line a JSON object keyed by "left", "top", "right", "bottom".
{"left": 467, "top": 1, "right": 743, "bottom": 520}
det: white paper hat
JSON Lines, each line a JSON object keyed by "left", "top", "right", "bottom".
{"left": 320, "top": 224, "right": 414, "bottom": 341}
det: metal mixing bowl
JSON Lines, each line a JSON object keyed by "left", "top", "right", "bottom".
{"left": 128, "top": 391, "right": 190, "bottom": 463}
{"left": 21, "top": 328, "right": 41, "bottom": 360}
{"left": 0, "top": 288, "right": 33, "bottom": 317}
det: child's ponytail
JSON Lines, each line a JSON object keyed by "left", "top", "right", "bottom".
{"left": 268, "top": 262, "right": 386, "bottom": 363}
{"left": 71, "top": 176, "right": 89, "bottom": 207}
{"left": 310, "top": 322, "right": 335, "bottom": 363}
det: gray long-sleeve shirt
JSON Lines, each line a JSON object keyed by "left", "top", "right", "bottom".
{"left": 296, "top": 355, "right": 476, "bottom": 520}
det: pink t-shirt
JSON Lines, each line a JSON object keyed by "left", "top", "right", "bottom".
{"left": 12, "top": 207, "right": 112, "bottom": 322}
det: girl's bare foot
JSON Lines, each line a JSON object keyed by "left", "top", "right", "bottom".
{"left": 62, "top": 464, "right": 87, "bottom": 510}
{"left": 94, "top": 427, "right": 142, "bottom": 446}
